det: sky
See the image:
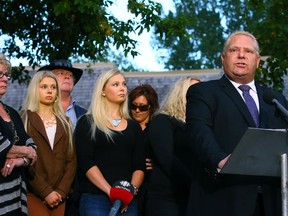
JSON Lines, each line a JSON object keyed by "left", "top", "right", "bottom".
{"left": 108, "top": 0, "right": 174, "bottom": 71}
{"left": 0, "top": 0, "right": 174, "bottom": 71}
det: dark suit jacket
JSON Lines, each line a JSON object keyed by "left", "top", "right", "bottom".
{"left": 185, "top": 75, "right": 288, "bottom": 216}
{"left": 74, "top": 104, "right": 87, "bottom": 119}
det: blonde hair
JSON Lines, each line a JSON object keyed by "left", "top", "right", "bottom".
{"left": 20, "top": 71, "right": 74, "bottom": 152}
{"left": 160, "top": 77, "right": 200, "bottom": 122}
{"left": 0, "top": 53, "right": 11, "bottom": 73}
{"left": 87, "top": 68, "right": 130, "bottom": 141}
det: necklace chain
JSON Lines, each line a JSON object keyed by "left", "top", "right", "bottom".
{"left": 111, "top": 117, "right": 122, "bottom": 127}
{"left": 39, "top": 114, "right": 57, "bottom": 128}
{"left": 3, "top": 106, "right": 19, "bottom": 144}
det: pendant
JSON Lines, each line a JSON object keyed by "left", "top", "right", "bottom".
{"left": 112, "top": 118, "right": 122, "bottom": 127}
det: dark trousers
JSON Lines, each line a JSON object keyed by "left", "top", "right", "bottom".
{"left": 145, "top": 198, "right": 186, "bottom": 216}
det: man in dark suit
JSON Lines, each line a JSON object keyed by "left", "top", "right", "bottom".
{"left": 185, "top": 30, "right": 288, "bottom": 216}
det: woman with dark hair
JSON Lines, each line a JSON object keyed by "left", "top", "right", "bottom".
{"left": 129, "top": 84, "right": 159, "bottom": 130}
{"left": 128, "top": 84, "right": 159, "bottom": 216}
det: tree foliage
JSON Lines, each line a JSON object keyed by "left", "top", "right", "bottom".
{"left": 154, "top": 0, "right": 288, "bottom": 90}
{"left": 0, "top": 0, "right": 161, "bottom": 82}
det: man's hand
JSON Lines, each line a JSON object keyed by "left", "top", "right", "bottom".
{"left": 218, "top": 155, "right": 231, "bottom": 169}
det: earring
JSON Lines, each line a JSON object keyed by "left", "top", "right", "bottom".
{"left": 54, "top": 96, "right": 58, "bottom": 103}
{"left": 102, "top": 92, "right": 106, "bottom": 97}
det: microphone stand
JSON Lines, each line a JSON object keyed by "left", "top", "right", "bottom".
{"left": 281, "top": 153, "right": 288, "bottom": 216}
{"left": 108, "top": 200, "right": 122, "bottom": 216}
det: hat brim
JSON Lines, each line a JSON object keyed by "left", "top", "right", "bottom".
{"left": 38, "top": 65, "right": 83, "bottom": 85}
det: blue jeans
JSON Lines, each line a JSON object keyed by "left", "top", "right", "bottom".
{"left": 79, "top": 193, "right": 138, "bottom": 216}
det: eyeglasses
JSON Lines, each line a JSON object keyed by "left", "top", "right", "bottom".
{"left": 130, "top": 104, "right": 150, "bottom": 112}
{"left": 0, "top": 71, "right": 11, "bottom": 80}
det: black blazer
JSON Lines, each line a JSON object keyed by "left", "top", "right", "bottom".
{"left": 185, "top": 75, "right": 288, "bottom": 216}
{"left": 74, "top": 104, "right": 87, "bottom": 119}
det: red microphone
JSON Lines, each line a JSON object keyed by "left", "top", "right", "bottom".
{"left": 109, "top": 180, "right": 135, "bottom": 216}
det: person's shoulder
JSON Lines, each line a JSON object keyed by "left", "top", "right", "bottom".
{"left": 188, "top": 78, "right": 219, "bottom": 92}
{"left": 4, "top": 104, "right": 17, "bottom": 112}
{"left": 258, "top": 84, "right": 286, "bottom": 102}
{"left": 156, "top": 113, "right": 183, "bottom": 124}
{"left": 126, "top": 118, "right": 142, "bottom": 131}
{"left": 127, "top": 118, "right": 140, "bottom": 127}
{"left": 256, "top": 84, "right": 282, "bottom": 94}
{"left": 78, "top": 113, "right": 91, "bottom": 122}
{"left": 4, "top": 104, "right": 21, "bottom": 117}
{"left": 154, "top": 113, "right": 169, "bottom": 120}
{"left": 74, "top": 103, "right": 87, "bottom": 111}
{"left": 75, "top": 114, "right": 92, "bottom": 131}
{"left": 74, "top": 103, "right": 87, "bottom": 117}
{"left": 151, "top": 113, "right": 173, "bottom": 124}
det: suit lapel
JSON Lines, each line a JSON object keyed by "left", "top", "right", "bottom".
{"left": 53, "top": 117, "right": 65, "bottom": 146}
{"left": 219, "top": 76, "right": 257, "bottom": 127}
{"left": 27, "top": 110, "right": 65, "bottom": 147}
{"left": 28, "top": 111, "right": 50, "bottom": 144}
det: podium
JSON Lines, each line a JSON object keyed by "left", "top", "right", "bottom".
{"left": 220, "top": 128, "right": 288, "bottom": 215}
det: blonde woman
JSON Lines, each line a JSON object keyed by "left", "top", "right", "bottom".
{"left": 146, "top": 76, "right": 200, "bottom": 216}
{"left": 0, "top": 54, "right": 37, "bottom": 215}
{"left": 75, "top": 68, "right": 145, "bottom": 216}
{"left": 19, "top": 71, "right": 76, "bottom": 216}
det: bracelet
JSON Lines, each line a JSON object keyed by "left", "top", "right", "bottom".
{"left": 132, "top": 184, "right": 139, "bottom": 194}
{"left": 22, "top": 157, "right": 29, "bottom": 167}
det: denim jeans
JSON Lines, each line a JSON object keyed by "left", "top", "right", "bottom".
{"left": 79, "top": 193, "right": 138, "bottom": 216}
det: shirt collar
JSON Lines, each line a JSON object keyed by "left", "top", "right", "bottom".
{"left": 225, "top": 75, "right": 257, "bottom": 93}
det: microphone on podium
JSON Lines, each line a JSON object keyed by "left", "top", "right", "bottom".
{"left": 108, "top": 180, "right": 135, "bottom": 216}
{"left": 263, "top": 90, "right": 288, "bottom": 121}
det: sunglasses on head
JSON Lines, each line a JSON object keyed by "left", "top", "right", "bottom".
{"left": 130, "top": 104, "right": 150, "bottom": 111}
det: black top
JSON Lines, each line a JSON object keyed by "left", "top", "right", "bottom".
{"left": 0, "top": 104, "right": 35, "bottom": 177}
{"left": 147, "top": 114, "right": 193, "bottom": 202}
{"left": 0, "top": 103, "right": 36, "bottom": 215}
{"left": 75, "top": 115, "right": 145, "bottom": 195}
{"left": 142, "top": 123, "right": 152, "bottom": 182}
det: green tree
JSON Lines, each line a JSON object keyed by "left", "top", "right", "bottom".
{"left": 0, "top": 0, "right": 161, "bottom": 82}
{"left": 154, "top": 0, "right": 288, "bottom": 90}
{"left": 252, "top": 0, "right": 288, "bottom": 91}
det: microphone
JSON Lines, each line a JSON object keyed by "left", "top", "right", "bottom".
{"left": 108, "top": 180, "right": 135, "bottom": 216}
{"left": 263, "top": 90, "right": 288, "bottom": 120}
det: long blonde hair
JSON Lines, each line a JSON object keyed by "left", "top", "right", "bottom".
{"left": 160, "top": 76, "right": 200, "bottom": 122}
{"left": 87, "top": 68, "right": 130, "bottom": 141}
{"left": 20, "top": 71, "right": 74, "bottom": 152}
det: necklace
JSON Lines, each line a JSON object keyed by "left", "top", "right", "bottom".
{"left": 40, "top": 115, "right": 57, "bottom": 128}
{"left": 111, "top": 117, "right": 122, "bottom": 127}
{"left": 2, "top": 105, "right": 19, "bottom": 144}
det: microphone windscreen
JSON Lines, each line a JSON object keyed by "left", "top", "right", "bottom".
{"left": 263, "top": 90, "right": 277, "bottom": 105}
{"left": 110, "top": 180, "right": 134, "bottom": 206}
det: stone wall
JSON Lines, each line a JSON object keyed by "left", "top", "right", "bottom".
{"left": 2, "top": 62, "right": 287, "bottom": 110}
